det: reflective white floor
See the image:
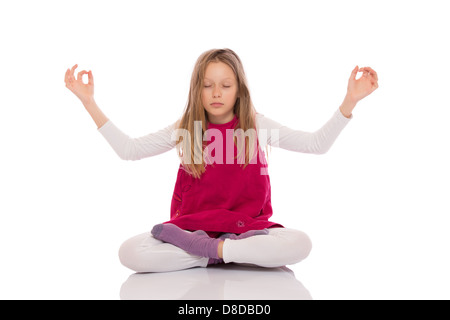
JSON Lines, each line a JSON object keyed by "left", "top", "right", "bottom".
{"left": 1, "top": 222, "right": 450, "bottom": 300}
{"left": 120, "top": 264, "right": 311, "bottom": 300}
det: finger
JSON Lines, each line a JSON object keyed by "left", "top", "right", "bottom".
{"left": 364, "top": 67, "right": 378, "bottom": 82}
{"left": 360, "top": 68, "right": 370, "bottom": 77}
{"left": 71, "top": 64, "right": 78, "bottom": 78}
{"left": 88, "top": 70, "right": 94, "bottom": 85}
{"left": 65, "top": 68, "right": 75, "bottom": 86}
{"left": 64, "top": 68, "right": 69, "bottom": 83}
{"left": 359, "top": 67, "right": 370, "bottom": 74}
{"left": 359, "top": 66, "right": 376, "bottom": 79}
{"left": 77, "top": 70, "right": 89, "bottom": 82}
{"left": 350, "top": 65, "right": 359, "bottom": 80}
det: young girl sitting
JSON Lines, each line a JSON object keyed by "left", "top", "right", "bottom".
{"left": 65, "top": 48, "right": 378, "bottom": 272}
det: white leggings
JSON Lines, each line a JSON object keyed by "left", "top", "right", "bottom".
{"left": 119, "top": 228, "right": 312, "bottom": 273}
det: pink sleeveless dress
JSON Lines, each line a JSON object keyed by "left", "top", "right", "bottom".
{"left": 163, "top": 114, "right": 283, "bottom": 238}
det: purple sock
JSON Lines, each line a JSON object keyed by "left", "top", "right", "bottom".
{"left": 192, "top": 230, "right": 223, "bottom": 265}
{"left": 151, "top": 224, "right": 221, "bottom": 259}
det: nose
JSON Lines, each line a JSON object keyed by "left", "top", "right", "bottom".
{"left": 213, "top": 87, "right": 221, "bottom": 98}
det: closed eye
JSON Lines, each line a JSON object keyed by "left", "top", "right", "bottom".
{"left": 204, "top": 85, "right": 231, "bottom": 88}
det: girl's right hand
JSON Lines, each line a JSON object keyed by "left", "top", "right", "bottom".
{"left": 65, "top": 64, "right": 94, "bottom": 104}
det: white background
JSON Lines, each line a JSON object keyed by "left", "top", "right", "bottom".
{"left": 1, "top": 0, "right": 449, "bottom": 299}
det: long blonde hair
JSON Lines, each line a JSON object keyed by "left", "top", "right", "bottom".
{"left": 175, "top": 48, "right": 265, "bottom": 179}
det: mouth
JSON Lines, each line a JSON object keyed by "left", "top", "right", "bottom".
{"left": 210, "top": 103, "right": 224, "bottom": 107}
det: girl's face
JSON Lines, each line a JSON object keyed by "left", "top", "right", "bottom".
{"left": 202, "top": 61, "right": 239, "bottom": 124}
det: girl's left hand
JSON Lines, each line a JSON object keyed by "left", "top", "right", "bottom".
{"left": 346, "top": 66, "right": 378, "bottom": 104}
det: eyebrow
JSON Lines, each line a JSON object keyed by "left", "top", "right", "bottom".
{"left": 204, "top": 77, "right": 235, "bottom": 81}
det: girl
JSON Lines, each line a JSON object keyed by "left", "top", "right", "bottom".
{"left": 65, "top": 48, "right": 378, "bottom": 273}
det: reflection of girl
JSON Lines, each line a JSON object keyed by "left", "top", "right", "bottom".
{"left": 65, "top": 48, "right": 378, "bottom": 272}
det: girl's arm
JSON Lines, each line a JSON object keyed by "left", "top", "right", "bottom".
{"left": 83, "top": 98, "right": 109, "bottom": 129}
{"left": 65, "top": 64, "right": 177, "bottom": 160}
{"left": 257, "top": 65, "right": 378, "bottom": 154}
{"left": 257, "top": 107, "right": 352, "bottom": 154}
{"left": 97, "top": 118, "right": 179, "bottom": 161}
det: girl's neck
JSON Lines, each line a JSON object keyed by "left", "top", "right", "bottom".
{"left": 207, "top": 114, "right": 237, "bottom": 127}
{"left": 207, "top": 113, "right": 236, "bottom": 125}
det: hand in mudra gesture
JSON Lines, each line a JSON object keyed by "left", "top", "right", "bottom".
{"left": 346, "top": 66, "right": 379, "bottom": 104}
{"left": 64, "top": 64, "right": 94, "bottom": 104}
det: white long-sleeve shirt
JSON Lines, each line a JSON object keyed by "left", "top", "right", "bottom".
{"left": 97, "top": 108, "right": 352, "bottom": 161}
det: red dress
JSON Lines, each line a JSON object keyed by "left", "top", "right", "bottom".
{"left": 163, "top": 114, "right": 283, "bottom": 237}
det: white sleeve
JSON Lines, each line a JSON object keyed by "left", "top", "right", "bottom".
{"left": 256, "top": 108, "right": 353, "bottom": 154}
{"left": 97, "top": 119, "right": 179, "bottom": 160}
